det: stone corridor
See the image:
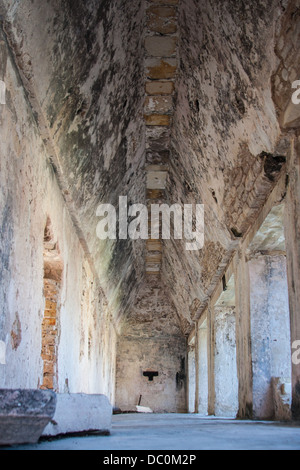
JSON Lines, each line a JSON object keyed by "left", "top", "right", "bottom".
{"left": 0, "top": 0, "right": 300, "bottom": 449}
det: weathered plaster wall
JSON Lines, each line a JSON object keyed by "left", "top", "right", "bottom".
{"left": 0, "top": 0, "right": 146, "bottom": 325}
{"left": 285, "top": 135, "right": 300, "bottom": 419}
{"left": 116, "top": 279, "right": 187, "bottom": 413}
{"left": 0, "top": 30, "right": 117, "bottom": 401}
{"left": 260, "top": 0, "right": 300, "bottom": 417}
{"left": 249, "top": 254, "right": 291, "bottom": 420}
{"left": 214, "top": 306, "right": 239, "bottom": 418}
{"left": 161, "top": 0, "right": 288, "bottom": 335}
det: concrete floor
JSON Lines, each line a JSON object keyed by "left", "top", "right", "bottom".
{"left": 6, "top": 414, "right": 300, "bottom": 450}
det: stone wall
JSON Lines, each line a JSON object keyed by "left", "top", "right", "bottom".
{"left": 116, "top": 279, "right": 187, "bottom": 413}
{"left": 41, "top": 278, "right": 60, "bottom": 391}
{"left": 0, "top": 0, "right": 146, "bottom": 325}
{"left": 249, "top": 254, "right": 291, "bottom": 419}
{"left": 0, "top": 25, "right": 117, "bottom": 401}
{"left": 162, "top": 0, "right": 288, "bottom": 335}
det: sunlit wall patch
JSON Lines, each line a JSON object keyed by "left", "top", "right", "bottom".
{"left": 0, "top": 80, "right": 6, "bottom": 105}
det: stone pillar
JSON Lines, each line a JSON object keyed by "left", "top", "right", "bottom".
{"left": 194, "top": 323, "right": 200, "bottom": 413}
{"left": 197, "top": 318, "right": 208, "bottom": 415}
{"left": 207, "top": 304, "right": 215, "bottom": 416}
{"left": 249, "top": 254, "right": 291, "bottom": 420}
{"left": 188, "top": 345, "right": 196, "bottom": 413}
{"left": 214, "top": 306, "right": 239, "bottom": 418}
{"left": 234, "top": 250, "right": 253, "bottom": 419}
{"left": 285, "top": 134, "right": 300, "bottom": 419}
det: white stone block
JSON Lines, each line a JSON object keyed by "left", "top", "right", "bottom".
{"left": 43, "top": 394, "right": 112, "bottom": 436}
{"left": 136, "top": 405, "right": 153, "bottom": 413}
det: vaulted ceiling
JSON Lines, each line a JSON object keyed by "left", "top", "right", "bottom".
{"left": 1, "top": 0, "right": 299, "bottom": 335}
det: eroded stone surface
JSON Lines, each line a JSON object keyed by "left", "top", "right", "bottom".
{"left": 0, "top": 0, "right": 146, "bottom": 326}
{"left": 144, "top": 96, "right": 173, "bottom": 114}
{"left": 0, "top": 389, "right": 56, "bottom": 446}
{"left": 43, "top": 394, "right": 112, "bottom": 436}
{"left": 145, "top": 80, "right": 175, "bottom": 96}
{"left": 146, "top": 58, "right": 177, "bottom": 79}
{"left": 116, "top": 278, "right": 186, "bottom": 413}
{"left": 161, "top": 0, "right": 292, "bottom": 334}
{"left": 147, "top": 6, "right": 177, "bottom": 35}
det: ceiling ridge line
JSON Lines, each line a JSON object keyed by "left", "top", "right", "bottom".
{"left": 144, "top": 0, "right": 179, "bottom": 278}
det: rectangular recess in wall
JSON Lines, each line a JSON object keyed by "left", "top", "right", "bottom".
{"left": 143, "top": 371, "right": 159, "bottom": 382}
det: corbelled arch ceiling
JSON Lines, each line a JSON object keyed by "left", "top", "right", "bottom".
{"left": 0, "top": 0, "right": 299, "bottom": 335}
{"left": 0, "top": 0, "right": 147, "bottom": 329}
{"left": 163, "top": 0, "right": 300, "bottom": 334}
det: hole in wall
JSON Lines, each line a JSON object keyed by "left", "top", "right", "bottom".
{"left": 143, "top": 371, "right": 159, "bottom": 382}
{"left": 231, "top": 227, "right": 243, "bottom": 238}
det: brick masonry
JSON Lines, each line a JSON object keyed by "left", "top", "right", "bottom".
{"left": 41, "top": 278, "right": 60, "bottom": 391}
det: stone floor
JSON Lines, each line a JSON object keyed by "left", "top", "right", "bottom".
{"left": 5, "top": 414, "right": 300, "bottom": 450}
